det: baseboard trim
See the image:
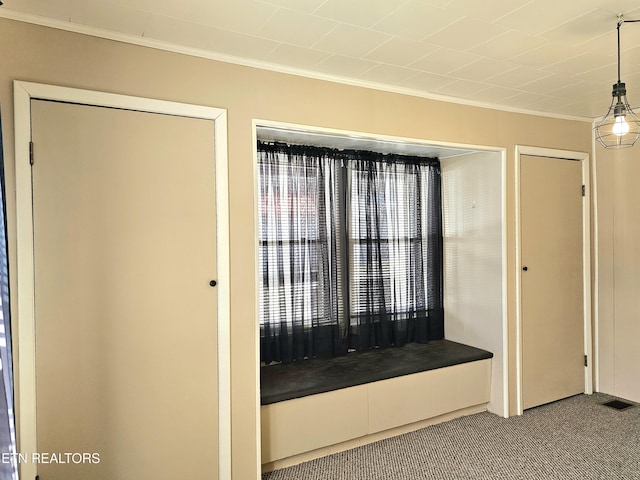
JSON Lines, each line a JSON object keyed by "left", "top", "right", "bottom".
{"left": 261, "top": 403, "right": 488, "bottom": 473}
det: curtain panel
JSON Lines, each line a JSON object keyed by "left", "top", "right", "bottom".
{"left": 0, "top": 113, "right": 18, "bottom": 479}
{"left": 258, "top": 141, "right": 443, "bottom": 364}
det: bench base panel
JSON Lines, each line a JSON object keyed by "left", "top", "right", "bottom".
{"left": 261, "top": 359, "right": 491, "bottom": 467}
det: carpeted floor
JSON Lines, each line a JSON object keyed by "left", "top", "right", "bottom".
{"left": 262, "top": 393, "right": 640, "bottom": 479}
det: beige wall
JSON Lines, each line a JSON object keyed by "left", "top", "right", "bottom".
{"left": 0, "top": 18, "right": 593, "bottom": 479}
{"left": 441, "top": 151, "right": 504, "bottom": 415}
{"left": 595, "top": 144, "right": 640, "bottom": 402}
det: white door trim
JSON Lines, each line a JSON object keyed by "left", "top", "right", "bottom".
{"left": 13, "top": 81, "right": 231, "bottom": 480}
{"left": 514, "top": 145, "right": 592, "bottom": 416}
{"left": 589, "top": 128, "right": 601, "bottom": 393}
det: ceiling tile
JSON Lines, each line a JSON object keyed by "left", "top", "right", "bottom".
{"left": 621, "top": 71, "right": 640, "bottom": 102}
{"left": 575, "top": 63, "right": 619, "bottom": 86}
{"left": 620, "top": 45, "right": 640, "bottom": 75}
{"left": 443, "top": 0, "right": 533, "bottom": 22}
{"left": 435, "top": 79, "right": 489, "bottom": 97}
{"left": 192, "top": 0, "right": 277, "bottom": 35}
{"left": 314, "top": 55, "right": 379, "bottom": 77}
{"left": 409, "top": 47, "right": 481, "bottom": 75}
{"left": 587, "top": 96, "right": 617, "bottom": 118}
{"left": 546, "top": 80, "right": 602, "bottom": 98}
{"left": 5, "top": 0, "right": 73, "bottom": 21}
{"left": 500, "top": 92, "right": 556, "bottom": 107}
{"left": 144, "top": 15, "right": 219, "bottom": 49}
{"left": 543, "top": 52, "right": 614, "bottom": 76}
{"left": 424, "top": 17, "right": 508, "bottom": 51}
{"left": 265, "top": 44, "right": 332, "bottom": 69}
{"left": 586, "top": 86, "right": 616, "bottom": 111}
{"left": 257, "top": 8, "right": 339, "bottom": 47}
{"left": 540, "top": 8, "right": 616, "bottom": 46}
{"left": 469, "top": 30, "right": 548, "bottom": 61}
{"left": 509, "top": 43, "right": 585, "bottom": 69}
{"left": 578, "top": 30, "right": 618, "bottom": 58}
{"left": 70, "top": 1, "right": 150, "bottom": 36}
{"left": 203, "top": 30, "right": 280, "bottom": 60}
{"left": 556, "top": 101, "right": 601, "bottom": 117}
{"left": 579, "top": 21, "right": 640, "bottom": 59}
{"left": 365, "top": 38, "right": 439, "bottom": 66}
{"left": 495, "top": 0, "right": 596, "bottom": 36}
{"left": 622, "top": 5, "right": 640, "bottom": 17}
{"left": 373, "top": 1, "right": 458, "bottom": 41}
{"left": 107, "top": 0, "right": 195, "bottom": 20}
{"left": 526, "top": 95, "right": 575, "bottom": 113}
{"left": 254, "top": 0, "right": 327, "bottom": 14}
{"left": 450, "top": 58, "right": 517, "bottom": 82}
{"left": 357, "top": 64, "right": 421, "bottom": 84}
{"left": 579, "top": 0, "right": 640, "bottom": 16}
{"left": 620, "top": 15, "right": 640, "bottom": 52}
{"left": 414, "top": 0, "right": 454, "bottom": 7}
{"left": 470, "top": 86, "right": 524, "bottom": 103}
{"left": 485, "top": 66, "right": 551, "bottom": 88}
{"left": 519, "top": 73, "right": 580, "bottom": 94}
{"left": 398, "top": 72, "right": 456, "bottom": 91}
{"left": 313, "top": 24, "right": 392, "bottom": 58}
{"left": 314, "top": 0, "right": 403, "bottom": 28}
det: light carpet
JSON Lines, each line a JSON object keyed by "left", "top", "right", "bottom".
{"left": 263, "top": 393, "right": 640, "bottom": 479}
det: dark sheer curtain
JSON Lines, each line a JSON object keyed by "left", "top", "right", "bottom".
{"left": 348, "top": 153, "right": 444, "bottom": 350}
{"left": 258, "top": 143, "right": 347, "bottom": 364}
{"left": 0, "top": 113, "right": 18, "bottom": 479}
{"left": 258, "top": 141, "right": 443, "bottom": 364}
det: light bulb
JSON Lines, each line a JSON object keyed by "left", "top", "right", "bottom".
{"left": 613, "top": 115, "right": 630, "bottom": 136}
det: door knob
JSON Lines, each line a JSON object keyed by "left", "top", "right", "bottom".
{"left": 522, "top": 266, "right": 528, "bottom": 271}
{"left": 209, "top": 280, "right": 217, "bottom": 287}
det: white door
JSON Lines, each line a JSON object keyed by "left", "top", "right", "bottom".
{"left": 520, "top": 154, "right": 584, "bottom": 410}
{"left": 31, "top": 99, "right": 219, "bottom": 480}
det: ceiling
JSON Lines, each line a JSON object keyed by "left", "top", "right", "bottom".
{"left": 3, "top": 0, "right": 640, "bottom": 119}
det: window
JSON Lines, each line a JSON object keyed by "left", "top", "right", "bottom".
{"left": 258, "top": 141, "right": 443, "bottom": 364}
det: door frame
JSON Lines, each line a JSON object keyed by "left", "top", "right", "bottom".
{"left": 13, "top": 81, "right": 231, "bottom": 480}
{"left": 514, "top": 145, "right": 592, "bottom": 415}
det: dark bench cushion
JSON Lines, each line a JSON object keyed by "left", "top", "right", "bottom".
{"left": 261, "top": 340, "right": 493, "bottom": 405}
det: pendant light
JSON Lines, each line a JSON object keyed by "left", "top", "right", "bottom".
{"left": 594, "top": 15, "right": 640, "bottom": 149}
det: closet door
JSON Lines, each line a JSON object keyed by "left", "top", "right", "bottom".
{"left": 31, "top": 99, "right": 218, "bottom": 480}
{"left": 520, "top": 154, "right": 584, "bottom": 410}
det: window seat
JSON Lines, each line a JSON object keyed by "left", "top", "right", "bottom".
{"left": 261, "top": 339, "right": 493, "bottom": 405}
{"left": 260, "top": 340, "right": 493, "bottom": 470}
